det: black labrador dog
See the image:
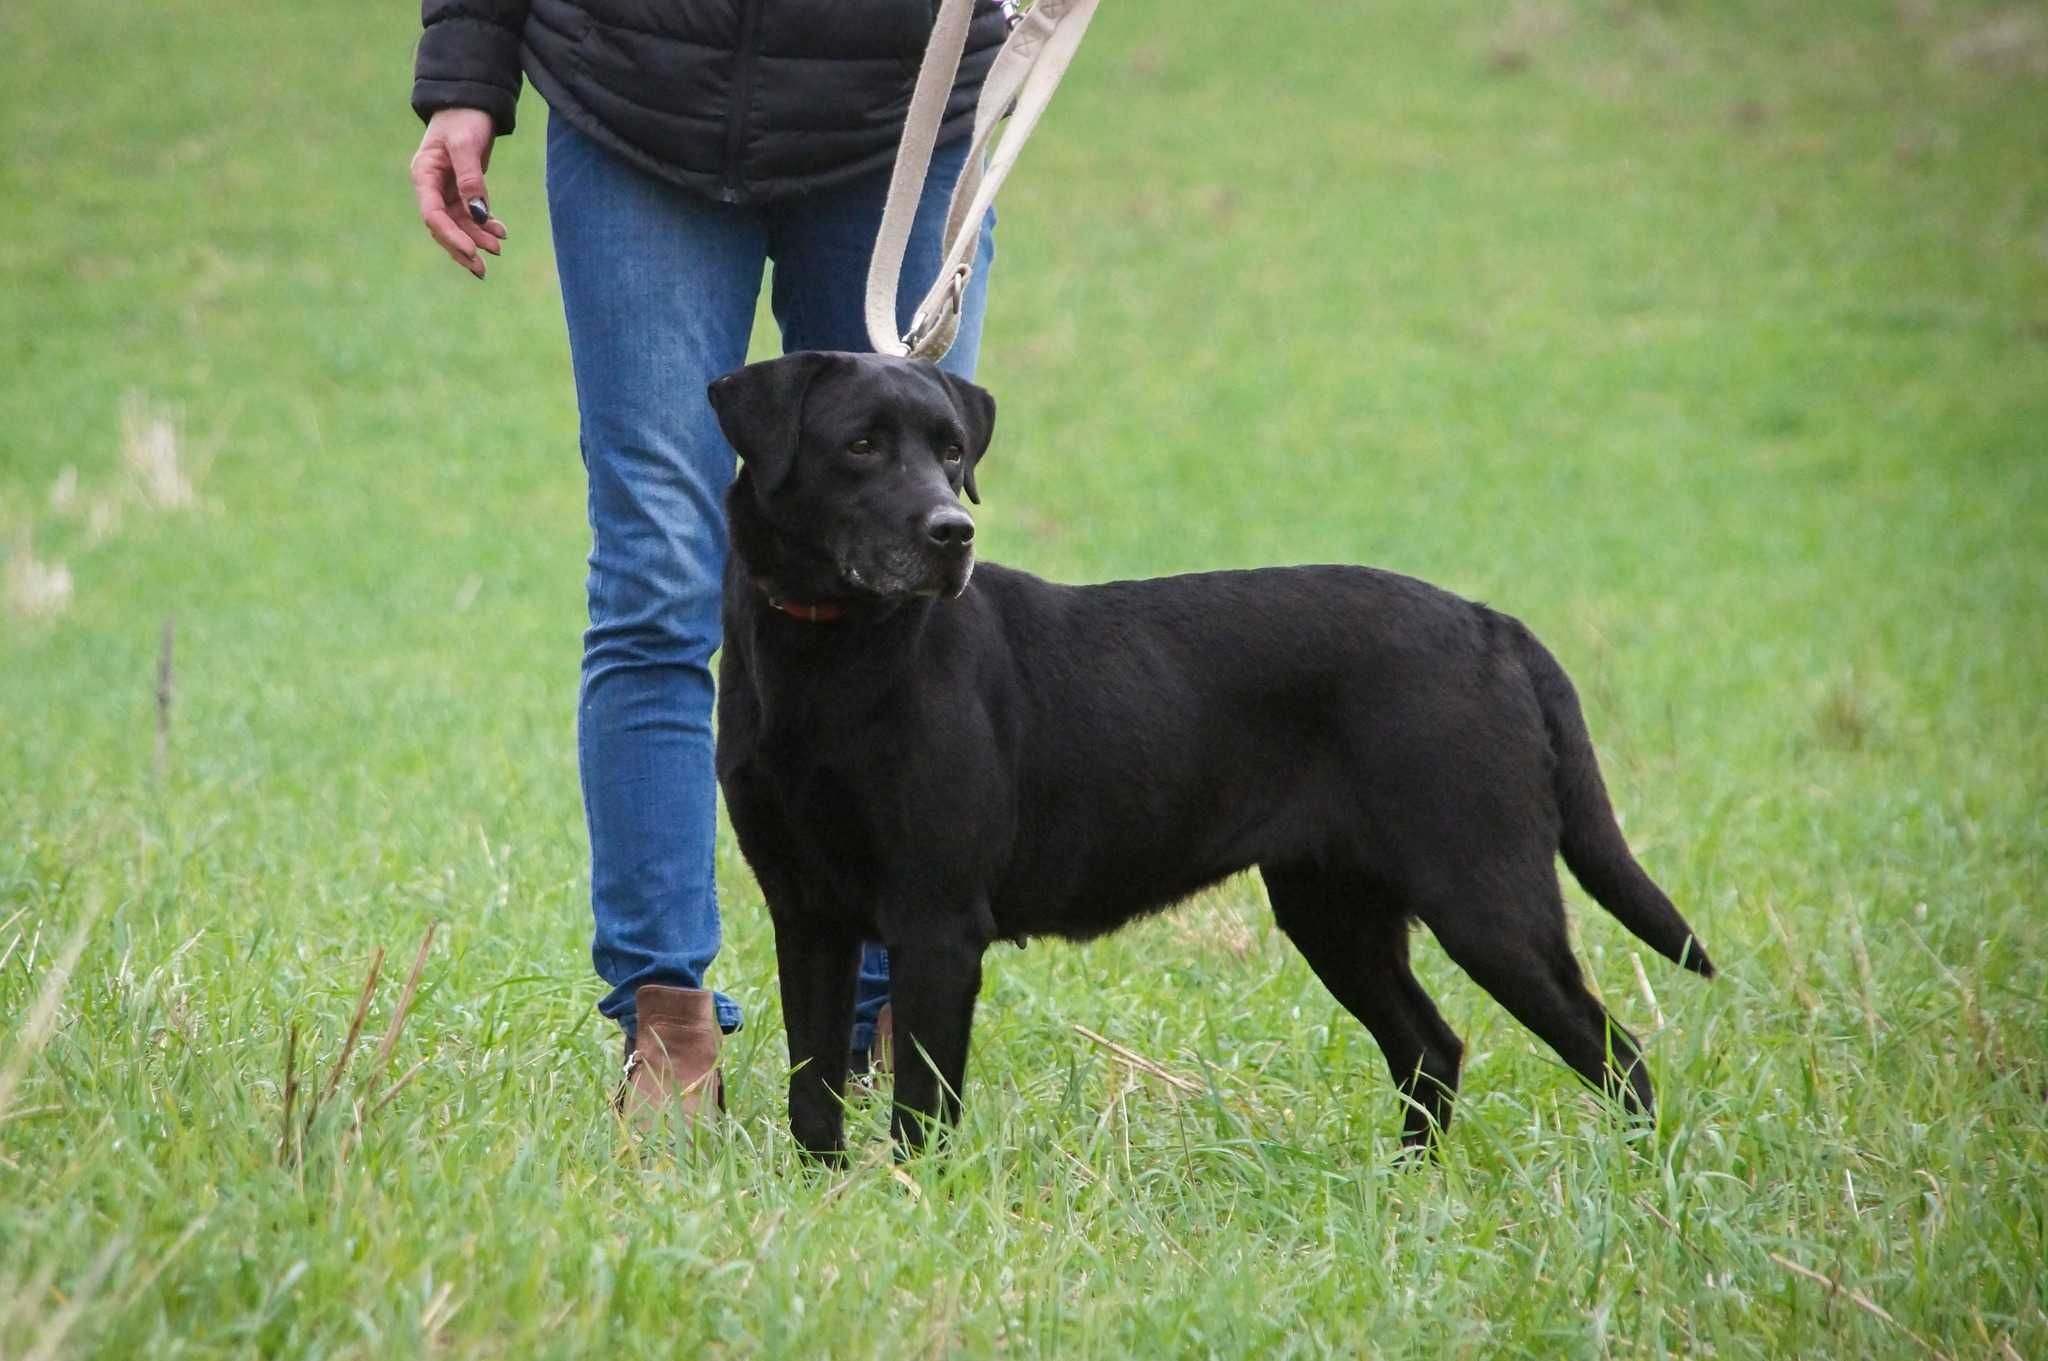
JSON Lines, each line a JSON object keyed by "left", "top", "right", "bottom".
{"left": 710, "top": 351, "right": 1715, "bottom": 1160}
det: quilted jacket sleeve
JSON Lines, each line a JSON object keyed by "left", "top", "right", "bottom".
{"left": 411, "top": 0, "right": 531, "bottom": 135}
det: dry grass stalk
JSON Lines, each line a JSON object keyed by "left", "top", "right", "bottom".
{"left": 1072, "top": 1024, "right": 1203, "bottom": 1095}
{"left": 418, "top": 1279, "right": 462, "bottom": 1341}
{"left": 1054, "top": 1144, "right": 1100, "bottom": 1185}
{"left": 0, "top": 906, "right": 99, "bottom": 1130}
{"left": 302, "top": 947, "right": 384, "bottom": 1143}
{"left": 277, "top": 1022, "right": 300, "bottom": 1166}
{"left": 1758, "top": 897, "right": 1818, "bottom": 1015}
{"left": 1171, "top": 897, "right": 1257, "bottom": 959}
{"left": 360, "top": 924, "right": 436, "bottom": 1099}
{"left": 284, "top": 927, "right": 440, "bottom": 1167}
{"left": 155, "top": 617, "right": 175, "bottom": 780}
{"left": 336, "top": 927, "right": 438, "bottom": 1163}
{"left": 1633, "top": 1196, "right": 1715, "bottom": 1268}
{"left": 1848, "top": 912, "right": 1881, "bottom": 1046}
{"left": 1767, "top": 1252, "right": 1955, "bottom": 1361}
{"left": 366, "top": 1056, "right": 430, "bottom": 1122}
{"left": 1630, "top": 950, "right": 1665, "bottom": 1028}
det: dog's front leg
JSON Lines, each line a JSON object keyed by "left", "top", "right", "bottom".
{"left": 886, "top": 920, "right": 988, "bottom": 1156}
{"left": 769, "top": 908, "right": 862, "bottom": 1163}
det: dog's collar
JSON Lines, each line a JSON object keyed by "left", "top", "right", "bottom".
{"left": 752, "top": 577, "right": 849, "bottom": 623}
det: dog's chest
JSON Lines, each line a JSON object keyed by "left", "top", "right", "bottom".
{"left": 725, "top": 748, "right": 886, "bottom": 915}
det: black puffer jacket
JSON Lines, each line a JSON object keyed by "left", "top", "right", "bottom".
{"left": 413, "top": 0, "right": 1008, "bottom": 205}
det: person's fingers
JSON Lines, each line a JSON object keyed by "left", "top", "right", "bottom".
{"left": 458, "top": 214, "right": 504, "bottom": 256}
{"left": 419, "top": 192, "right": 483, "bottom": 273}
{"left": 410, "top": 146, "right": 485, "bottom": 276}
{"left": 447, "top": 137, "right": 493, "bottom": 229}
{"left": 431, "top": 206, "right": 487, "bottom": 276}
{"left": 416, "top": 188, "right": 485, "bottom": 275}
{"left": 471, "top": 139, "right": 506, "bottom": 237}
{"left": 464, "top": 202, "right": 508, "bottom": 240}
{"left": 450, "top": 194, "right": 503, "bottom": 256}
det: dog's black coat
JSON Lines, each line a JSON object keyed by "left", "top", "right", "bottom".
{"left": 710, "top": 352, "right": 1716, "bottom": 1158}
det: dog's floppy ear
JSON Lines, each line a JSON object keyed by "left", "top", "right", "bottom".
{"left": 707, "top": 352, "right": 836, "bottom": 495}
{"left": 935, "top": 369, "right": 997, "bottom": 505}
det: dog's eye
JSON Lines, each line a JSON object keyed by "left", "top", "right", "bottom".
{"left": 848, "top": 439, "right": 876, "bottom": 457}
{"left": 943, "top": 444, "right": 964, "bottom": 464}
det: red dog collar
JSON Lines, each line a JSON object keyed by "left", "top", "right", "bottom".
{"left": 753, "top": 578, "right": 848, "bottom": 623}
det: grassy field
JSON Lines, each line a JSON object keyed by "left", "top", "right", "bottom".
{"left": 4, "top": 0, "right": 2045, "bottom": 1355}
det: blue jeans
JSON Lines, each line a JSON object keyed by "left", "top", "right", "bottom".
{"left": 545, "top": 114, "right": 994, "bottom": 1049}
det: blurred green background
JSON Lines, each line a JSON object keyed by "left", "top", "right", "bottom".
{"left": 2, "top": 2, "right": 2044, "bottom": 1357}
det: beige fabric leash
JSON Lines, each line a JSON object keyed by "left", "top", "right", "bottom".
{"left": 865, "top": 0, "right": 1100, "bottom": 362}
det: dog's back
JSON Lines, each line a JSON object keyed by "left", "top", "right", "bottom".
{"left": 962, "top": 562, "right": 1542, "bottom": 938}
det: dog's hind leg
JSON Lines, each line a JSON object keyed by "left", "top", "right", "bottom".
{"left": 1414, "top": 861, "right": 1656, "bottom": 1120}
{"left": 1262, "top": 866, "right": 1465, "bottom": 1151}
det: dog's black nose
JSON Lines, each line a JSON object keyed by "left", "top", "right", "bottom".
{"left": 924, "top": 507, "right": 976, "bottom": 553}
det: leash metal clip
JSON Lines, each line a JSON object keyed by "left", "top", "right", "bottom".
{"left": 905, "top": 261, "right": 973, "bottom": 356}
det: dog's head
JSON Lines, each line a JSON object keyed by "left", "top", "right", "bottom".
{"left": 709, "top": 351, "right": 996, "bottom": 600}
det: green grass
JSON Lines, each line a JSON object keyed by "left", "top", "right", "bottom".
{"left": 4, "top": 0, "right": 2045, "bottom": 1355}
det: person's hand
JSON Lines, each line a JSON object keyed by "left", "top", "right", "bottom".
{"left": 410, "top": 108, "right": 509, "bottom": 279}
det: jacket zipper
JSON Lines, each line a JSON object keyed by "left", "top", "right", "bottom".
{"left": 719, "top": 0, "right": 763, "bottom": 203}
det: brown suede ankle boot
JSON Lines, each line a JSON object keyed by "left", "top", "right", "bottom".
{"left": 849, "top": 1002, "right": 895, "bottom": 1088}
{"left": 620, "top": 984, "right": 722, "bottom": 1126}
{"left": 873, "top": 1002, "right": 894, "bottom": 1076}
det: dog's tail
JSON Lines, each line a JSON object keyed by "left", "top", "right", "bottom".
{"left": 1513, "top": 622, "right": 1717, "bottom": 978}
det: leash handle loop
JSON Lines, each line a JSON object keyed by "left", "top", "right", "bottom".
{"left": 866, "top": 0, "right": 1099, "bottom": 362}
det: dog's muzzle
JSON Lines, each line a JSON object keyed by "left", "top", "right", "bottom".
{"left": 923, "top": 506, "right": 977, "bottom": 597}
{"left": 923, "top": 506, "right": 975, "bottom": 554}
